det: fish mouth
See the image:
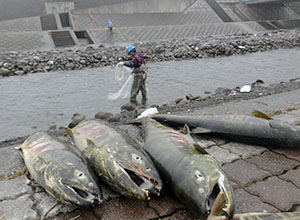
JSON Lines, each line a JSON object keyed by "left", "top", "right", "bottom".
{"left": 124, "top": 168, "right": 161, "bottom": 196}
{"left": 206, "top": 173, "right": 232, "bottom": 217}
{"left": 65, "top": 184, "right": 102, "bottom": 206}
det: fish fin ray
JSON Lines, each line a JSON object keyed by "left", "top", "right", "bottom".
{"left": 252, "top": 110, "right": 273, "bottom": 120}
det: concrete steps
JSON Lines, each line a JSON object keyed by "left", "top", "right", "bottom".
{"left": 50, "top": 31, "right": 75, "bottom": 47}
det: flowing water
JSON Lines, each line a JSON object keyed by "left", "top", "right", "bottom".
{"left": 1, "top": 48, "right": 300, "bottom": 140}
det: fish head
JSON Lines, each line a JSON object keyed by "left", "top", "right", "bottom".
{"left": 45, "top": 157, "right": 102, "bottom": 207}
{"left": 104, "top": 148, "right": 162, "bottom": 200}
{"left": 174, "top": 155, "right": 234, "bottom": 218}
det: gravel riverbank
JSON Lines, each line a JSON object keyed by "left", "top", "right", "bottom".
{"left": 0, "top": 29, "right": 300, "bottom": 77}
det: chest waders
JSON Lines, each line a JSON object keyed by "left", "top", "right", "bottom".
{"left": 130, "top": 64, "right": 147, "bottom": 105}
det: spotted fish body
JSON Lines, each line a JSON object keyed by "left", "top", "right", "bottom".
{"left": 142, "top": 118, "right": 234, "bottom": 218}
{"left": 64, "top": 119, "right": 162, "bottom": 200}
{"left": 18, "top": 132, "right": 102, "bottom": 206}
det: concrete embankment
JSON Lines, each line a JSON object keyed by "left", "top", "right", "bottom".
{"left": 0, "top": 29, "right": 299, "bottom": 77}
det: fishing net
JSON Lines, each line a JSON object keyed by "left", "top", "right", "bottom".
{"left": 107, "top": 62, "right": 133, "bottom": 100}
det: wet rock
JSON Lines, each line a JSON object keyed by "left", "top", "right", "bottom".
{"left": 185, "top": 94, "right": 201, "bottom": 100}
{"left": 95, "top": 112, "right": 114, "bottom": 121}
{"left": 215, "top": 87, "right": 231, "bottom": 94}
{"left": 15, "top": 70, "right": 24, "bottom": 75}
{"left": 68, "top": 113, "right": 86, "bottom": 128}
{"left": 65, "top": 63, "right": 75, "bottom": 70}
{"left": 121, "top": 103, "right": 136, "bottom": 111}
{"left": 0, "top": 67, "right": 10, "bottom": 76}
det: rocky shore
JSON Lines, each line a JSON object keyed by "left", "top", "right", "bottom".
{"left": 0, "top": 29, "right": 300, "bottom": 77}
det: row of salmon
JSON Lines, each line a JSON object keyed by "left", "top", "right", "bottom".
{"left": 17, "top": 118, "right": 236, "bottom": 218}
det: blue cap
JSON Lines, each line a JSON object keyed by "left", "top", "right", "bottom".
{"left": 126, "top": 45, "right": 135, "bottom": 55}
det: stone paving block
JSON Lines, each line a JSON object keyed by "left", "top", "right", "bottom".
{"left": 234, "top": 188, "right": 279, "bottom": 213}
{"left": 279, "top": 166, "right": 300, "bottom": 188}
{"left": 222, "top": 159, "right": 272, "bottom": 186}
{"left": 247, "top": 176, "right": 300, "bottom": 211}
{"left": 0, "top": 194, "right": 38, "bottom": 220}
{"left": 271, "top": 148, "right": 300, "bottom": 162}
{"left": 0, "top": 175, "right": 31, "bottom": 201}
{"left": 163, "top": 209, "right": 196, "bottom": 220}
{"left": 193, "top": 135, "right": 217, "bottom": 149}
{"left": 210, "top": 136, "right": 229, "bottom": 146}
{"left": 33, "top": 192, "right": 76, "bottom": 219}
{"left": 94, "top": 197, "right": 158, "bottom": 220}
{"left": 246, "top": 151, "right": 300, "bottom": 175}
{"left": 206, "top": 145, "right": 240, "bottom": 165}
{"left": 272, "top": 113, "right": 300, "bottom": 125}
{"left": 0, "top": 145, "right": 25, "bottom": 179}
{"left": 221, "top": 142, "right": 267, "bottom": 159}
{"left": 148, "top": 193, "right": 185, "bottom": 217}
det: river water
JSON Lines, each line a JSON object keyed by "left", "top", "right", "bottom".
{"left": 1, "top": 48, "right": 300, "bottom": 140}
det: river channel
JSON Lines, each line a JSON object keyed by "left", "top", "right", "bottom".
{"left": 1, "top": 48, "right": 300, "bottom": 140}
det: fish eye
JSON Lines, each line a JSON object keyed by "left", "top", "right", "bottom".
{"left": 195, "top": 170, "right": 205, "bottom": 182}
{"left": 77, "top": 172, "right": 85, "bottom": 178}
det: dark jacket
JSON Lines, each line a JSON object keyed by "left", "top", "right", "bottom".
{"left": 123, "top": 52, "right": 145, "bottom": 68}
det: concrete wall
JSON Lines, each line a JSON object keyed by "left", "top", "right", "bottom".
{"left": 45, "top": 2, "right": 75, "bottom": 14}
{"left": 0, "top": 0, "right": 45, "bottom": 21}
{"left": 76, "top": 0, "right": 196, "bottom": 14}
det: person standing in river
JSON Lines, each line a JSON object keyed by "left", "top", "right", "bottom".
{"left": 120, "top": 45, "right": 147, "bottom": 106}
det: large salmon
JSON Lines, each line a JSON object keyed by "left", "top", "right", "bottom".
{"left": 63, "top": 118, "right": 162, "bottom": 200}
{"left": 152, "top": 113, "right": 300, "bottom": 148}
{"left": 17, "top": 132, "right": 102, "bottom": 206}
{"left": 142, "top": 118, "right": 235, "bottom": 218}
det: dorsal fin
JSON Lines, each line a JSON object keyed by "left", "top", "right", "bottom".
{"left": 252, "top": 110, "right": 273, "bottom": 120}
{"left": 180, "top": 124, "right": 190, "bottom": 135}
